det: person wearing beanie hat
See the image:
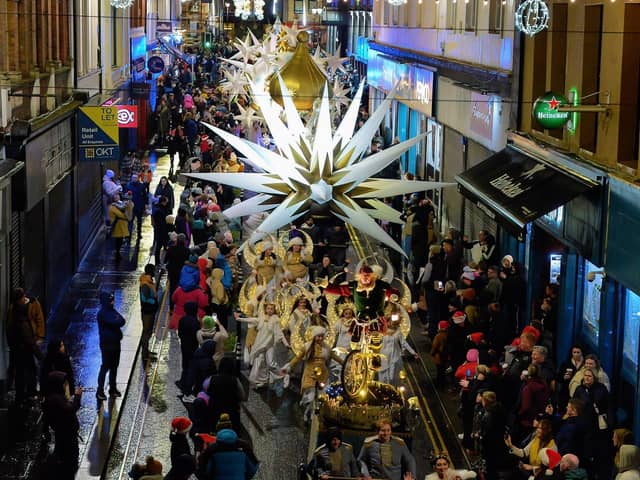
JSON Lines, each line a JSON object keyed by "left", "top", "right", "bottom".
{"left": 282, "top": 324, "right": 341, "bottom": 423}
{"left": 216, "top": 412, "right": 233, "bottom": 431}
{"left": 430, "top": 320, "right": 450, "bottom": 388}
{"left": 455, "top": 349, "right": 479, "bottom": 380}
{"left": 142, "top": 456, "right": 163, "bottom": 479}
{"left": 196, "top": 428, "right": 259, "bottom": 480}
{"left": 284, "top": 234, "right": 313, "bottom": 281}
{"left": 310, "top": 426, "right": 361, "bottom": 479}
{"left": 170, "top": 417, "right": 193, "bottom": 470}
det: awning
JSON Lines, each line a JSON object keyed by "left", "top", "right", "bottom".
{"left": 456, "top": 146, "right": 599, "bottom": 234}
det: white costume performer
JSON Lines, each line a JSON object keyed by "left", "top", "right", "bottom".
{"left": 378, "top": 326, "right": 418, "bottom": 385}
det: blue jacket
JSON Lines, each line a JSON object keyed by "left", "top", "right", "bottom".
{"left": 179, "top": 263, "right": 201, "bottom": 292}
{"left": 125, "top": 180, "right": 147, "bottom": 214}
{"left": 97, "top": 292, "right": 125, "bottom": 346}
{"left": 202, "top": 429, "right": 258, "bottom": 480}
{"left": 215, "top": 254, "right": 232, "bottom": 291}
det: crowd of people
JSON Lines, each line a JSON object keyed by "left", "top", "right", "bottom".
{"left": 7, "top": 30, "right": 640, "bottom": 480}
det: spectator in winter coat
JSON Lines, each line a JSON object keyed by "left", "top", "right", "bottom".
{"left": 40, "top": 339, "right": 75, "bottom": 441}
{"left": 7, "top": 289, "right": 44, "bottom": 405}
{"left": 165, "top": 233, "right": 191, "bottom": 301}
{"left": 206, "top": 357, "right": 246, "bottom": 433}
{"left": 154, "top": 176, "right": 175, "bottom": 213}
{"left": 96, "top": 291, "right": 126, "bottom": 400}
{"left": 164, "top": 454, "right": 196, "bottom": 480}
{"left": 43, "top": 371, "right": 82, "bottom": 479}
{"left": 139, "top": 264, "right": 159, "bottom": 363}
{"left": 430, "top": 321, "right": 449, "bottom": 388}
{"left": 182, "top": 340, "right": 217, "bottom": 403}
{"left": 175, "top": 207, "right": 192, "bottom": 245}
{"left": 478, "top": 391, "right": 509, "bottom": 478}
{"left": 196, "top": 428, "right": 259, "bottom": 480}
{"left": 177, "top": 302, "right": 200, "bottom": 390}
{"left": 170, "top": 417, "right": 193, "bottom": 470}
{"left": 102, "top": 169, "right": 122, "bottom": 225}
{"left": 197, "top": 315, "right": 229, "bottom": 368}
{"left": 151, "top": 196, "right": 171, "bottom": 266}
{"left": 553, "top": 398, "right": 586, "bottom": 460}
{"left": 125, "top": 173, "right": 147, "bottom": 239}
{"left": 518, "top": 364, "right": 551, "bottom": 435}
{"left": 170, "top": 256, "right": 208, "bottom": 330}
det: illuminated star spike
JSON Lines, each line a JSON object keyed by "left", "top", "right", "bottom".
{"left": 220, "top": 68, "right": 249, "bottom": 97}
{"left": 234, "top": 103, "right": 262, "bottom": 129}
{"left": 324, "top": 46, "right": 349, "bottom": 75}
{"left": 185, "top": 81, "right": 456, "bottom": 256}
{"left": 230, "top": 33, "right": 258, "bottom": 63}
{"left": 331, "top": 78, "right": 351, "bottom": 111}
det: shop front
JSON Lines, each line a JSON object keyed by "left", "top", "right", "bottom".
{"left": 366, "top": 49, "right": 442, "bottom": 211}
{"left": 436, "top": 77, "right": 512, "bottom": 241}
{"left": 602, "top": 176, "right": 640, "bottom": 437}
{"left": 456, "top": 133, "right": 608, "bottom": 360}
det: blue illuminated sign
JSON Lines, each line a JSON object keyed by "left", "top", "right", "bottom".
{"left": 130, "top": 35, "right": 147, "bottom": 62}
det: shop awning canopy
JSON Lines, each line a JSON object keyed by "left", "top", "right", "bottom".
{"left": 455, "top": 146, "right": 600, "bottom": 235}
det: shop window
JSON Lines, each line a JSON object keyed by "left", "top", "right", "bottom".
{"left": 446, "top": 0, "right": 457, "bottom": 30}
{"left": 622, "top": 290, "right": 640, "bottom": 379}
{"left": 488, "top": 0, "right": 503, "bottom": 34}
{"left": 111, "top": 7, "right": 118, "bottom": 67}
{"left": 548, "top": 3, "right": 568, "bottom": 140}
{"left": 531, "top": 31, "right": 548, "bottom": 131}
{"left": 581, "top": 260, "right": 602, "bottom": 346}
{"left": 465, "top": 0, "right": 478, "bottom": 32}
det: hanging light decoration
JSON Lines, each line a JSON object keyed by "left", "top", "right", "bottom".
{"left": 233, "top": 0, "right": 265, "bottom": 20}
{"left": 515, "top": 0, "right": 549, "bottom": 36}
{"left": 387, "top": 0, "right": 405, "bottom": 6}
{"left": 110, "top": 0, "right": 134, "bottom": 8}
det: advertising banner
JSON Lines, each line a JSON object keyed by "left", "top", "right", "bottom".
{"left": 78, "top": 107, "right": 120, "bottom": 162}
{"left": 117, "top": 106, "right": 138, "bottom": 129}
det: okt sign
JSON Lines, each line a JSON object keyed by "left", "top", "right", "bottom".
{"left": 78, "top": 107, "right": 120, "bottom": 161}
{"left": 533, "top": 92, "right": 570, "bottom": 129}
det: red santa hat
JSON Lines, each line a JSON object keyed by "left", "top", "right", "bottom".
{"left": 538, "top": 448, "right": 561, "bottom": 476}
{"left": 522, "top": 325, "right": 541, "bottom": 342}
{"left": 452, "top": 311, "right": 467, "bottom": 325}
{"left": 438, "top": 320, "right": 450, "bottom": 331}
{"left": 468, "top": 332, "right": 484, "bottom": 345}
{"left": 171, "top": 416, "right": 193, "bottom": 434}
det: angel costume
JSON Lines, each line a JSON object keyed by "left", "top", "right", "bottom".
{"left": 283, "top": 245, "right": 313, "bottom": 281}
{"left": 378, "top": 327, "right": 417, "bottom": 385}
{"left": 245, "top": 313, "right": 288, "bottom": 387}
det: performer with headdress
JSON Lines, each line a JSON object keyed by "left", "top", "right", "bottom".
{"left": 282, "top": 326, "right": 343, "bottom": 423}
{"left": 236, "top": 296, "right": 288, "bottom": 389}
{"left": 283, "top": 236, "right": 313, "bottom": 281}
{"left": 255, "top": 240, "right": 280, "bottom": 286}
{"left": 324, "top": 264, "right": 399, "bottom": 344}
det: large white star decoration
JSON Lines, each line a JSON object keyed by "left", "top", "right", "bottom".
{"left": 332, "top": 78, "right": 351, "bottom": 111}
{"left": 220, "top": 68, "right": 249, "bottom": 97}
{"left": 230, "top": 32, "right": 259, "bottom": 63}
{"left": 324, "top": 46, "right": 349, "bottom": 75}
{"left": 234, "top": 103, "right": 262, "bottom": 129}
{"left": 185, "top": 80, "right": 456, "bottom": 255}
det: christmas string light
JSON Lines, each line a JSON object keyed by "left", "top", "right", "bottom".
{"left": 515, "top": 0, "right": 549, "bottom": 36}
{"left": 110, "top": 0, "right": 134, "bottom": 8}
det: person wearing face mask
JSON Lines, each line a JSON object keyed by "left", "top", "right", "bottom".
{"left": 425, "top": 453, "right": 476, "bottom": 480}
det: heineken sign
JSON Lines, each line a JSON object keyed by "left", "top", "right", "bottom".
{"left": 533, "top": 92, "right": 570, "bottom": 129}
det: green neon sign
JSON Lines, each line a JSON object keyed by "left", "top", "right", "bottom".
{"left": 567, "top": 87, "right": 579, "bottom": 135}
{"left": 532, "top": 91, "right": 571, "bottom": 129}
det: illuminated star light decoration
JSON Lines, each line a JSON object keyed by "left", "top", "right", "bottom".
{"left": 110, "top": 0, "right": 134, "bottom": 7}
{"left": 185, "top": 80, "right": 456, "bottom": 256}
{"left": 515, "top": 0, "right": 550, "bottom": 36}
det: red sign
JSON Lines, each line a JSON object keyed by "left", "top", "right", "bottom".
{"left": 470, "top": 92, "right": 494, "bottom": 141}
{"left": 117, "top": 106, "right": 138, "bottom": 128}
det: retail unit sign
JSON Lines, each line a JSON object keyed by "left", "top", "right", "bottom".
{"left": 78, "top": 107, "right": 120, "bottom": 162}
{"left": 533, "top": 92, "right": 570, "bottom": 129}
{"left": 470, "top": 92, "right": 494, "bottom": 141}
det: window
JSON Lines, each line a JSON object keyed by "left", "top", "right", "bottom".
{"left": 465, "top": 0, "right": 477, "bottom": 32}
{"left": 446, "top": 0, "right": 457, "bottom": 30}
{"left": 548, "top": 3, "right": 568, "bottom": 140}
{"left": 580, "top": 5, "right": 603, "bottom": 153}
{"left": 111, "top": 7, "right": 118, "bottom": 67}
{"left": 581, "top": 260, "right": 602, "bottom": 346}
{"left": 617, "top": 4, "right": 640, "bottom": 168}
{"left": 622, "top": 290, "right": 640, "bottom": 377}
{"left": 488, "top": 0, "right": 503, "bottom": 34}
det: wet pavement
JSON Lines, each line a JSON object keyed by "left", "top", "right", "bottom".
{"left": 0, "top": 150, "right": 470, "bottom": 480}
